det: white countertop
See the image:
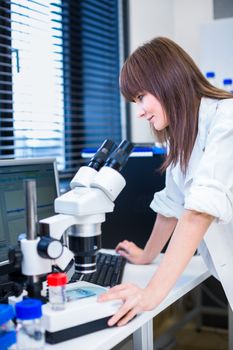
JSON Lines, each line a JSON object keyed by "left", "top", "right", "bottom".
{"left": 45, "top": 253, "right": 210, "bottom": 350}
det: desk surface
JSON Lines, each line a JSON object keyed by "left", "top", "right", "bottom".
{"left": 46, "top": 253, "right": 210, "bottom": 350}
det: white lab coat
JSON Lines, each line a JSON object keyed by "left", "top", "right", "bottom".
{"left": 150, "top": 97, "right": 233, "bottom": 310}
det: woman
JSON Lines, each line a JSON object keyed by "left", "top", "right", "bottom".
{"left": 98, "top": 37, "right": 233, "bottom": 327}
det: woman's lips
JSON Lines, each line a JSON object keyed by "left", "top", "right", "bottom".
{"left": 148, "top": 115, "right": 155, "bottom": 122}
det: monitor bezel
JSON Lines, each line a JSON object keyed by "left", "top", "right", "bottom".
{"left": 0, "top": 157, "right": 60, "bottom": 275}
{"left": 0, "top": 157, "right": 60, "bottom": 196}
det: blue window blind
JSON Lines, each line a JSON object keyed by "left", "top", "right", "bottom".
{"left": 0, "top": 0, "right": 123, "bottom": 176}
{"left": 62, "top": 0, "right": 122, "bottom": 175}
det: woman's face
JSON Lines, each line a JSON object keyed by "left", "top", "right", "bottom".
{"left": 134, "top": 92, "right": 168, "bottom": 131}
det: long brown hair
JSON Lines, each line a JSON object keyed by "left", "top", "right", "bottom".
{"left": 120, "top": 37, "right": 232, "bottom": 173}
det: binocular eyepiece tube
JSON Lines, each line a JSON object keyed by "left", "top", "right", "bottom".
{"left": 88, "top": 139, "right": 116, "bottom": 171}
{"left": 88, "top": 139, "right": 134, "bottom": 172}
{"left": 69, "top": 139, "right": 134, "bottom": 274}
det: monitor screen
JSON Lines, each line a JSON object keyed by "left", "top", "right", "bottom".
{"left": 0, "top": 158, "right": 59, "bottom": 274}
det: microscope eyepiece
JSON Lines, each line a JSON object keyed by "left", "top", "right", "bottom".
{"left": 105, "top": 140, "right": 134, "bottom": 172}
{"left": 88, "top": 139, "right": 116, "bottom": 171}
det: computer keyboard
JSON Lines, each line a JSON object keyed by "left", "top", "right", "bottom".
{"left": 70, "top": 252, "right": 126, "bottom": 288}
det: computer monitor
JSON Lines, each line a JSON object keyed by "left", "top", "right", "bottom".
{"left": 0, "top": 158, "right": 59, "bottom": 275}
{"left": 101, "top": 151, "right": 165, "bottom": 249}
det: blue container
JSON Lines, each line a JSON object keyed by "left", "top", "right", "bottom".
{"left": 0, "top": 304, "right": 16, "bottom": 350}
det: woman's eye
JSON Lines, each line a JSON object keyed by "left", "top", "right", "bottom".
{"left": 137, "top": 95, "right": 144, "bottom": 101}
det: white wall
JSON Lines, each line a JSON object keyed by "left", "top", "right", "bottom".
{"left": 129, "top": 0, "right": 174, "bottom": 53}
{"left": 200, "top": 17, "right": 233, "bottom": 88}
{"left": 128, "top": 0, "right": 174, "bottom": 143}
{"left": 128, "top": 0, "right": 213, "bottom": 143}
{"left": 173, "top": 0, "right": 213, "bottom": 63}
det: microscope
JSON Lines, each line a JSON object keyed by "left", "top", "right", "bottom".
{"left": 17, "top": 139, "right": 134, "bottom": 343}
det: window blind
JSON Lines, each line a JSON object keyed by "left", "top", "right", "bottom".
{"left": 0, "top": 0, "right": 123, "bottom": 176}
{"left": 62, "top": 0, "right": 122, "bottom": 175}
{"left": 0, "top": 0, "right": 65, "bottom": 167}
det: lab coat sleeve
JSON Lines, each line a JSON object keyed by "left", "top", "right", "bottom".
{"left": 185, "top": 99, "right": 233, "bottom": 224}
{"left": 150, "top": 165, "right": 184, "bottom": 218}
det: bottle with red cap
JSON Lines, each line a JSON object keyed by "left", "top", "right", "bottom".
{"left": 47, "top": 273, "right": 68, "bottom": 311}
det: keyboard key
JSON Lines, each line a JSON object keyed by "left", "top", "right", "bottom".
{"left": 103, "top": 266, "right": 114, "bottom": 287}
{"left": 96, "top": 264, "right": 108, "bottom": 286}
{"left": 69, "top": 252, "right": 126, "bottom": 288}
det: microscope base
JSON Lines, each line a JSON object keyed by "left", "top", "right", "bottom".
{"left": 42, "top": 281, "right": 121, "bottom": 344}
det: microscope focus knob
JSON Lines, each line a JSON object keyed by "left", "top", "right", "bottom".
{"left": 37, "top": 236, "right": 63, "bottom": 260}
{"left": 8, "top": 246, "right": 22, "bottom": 269}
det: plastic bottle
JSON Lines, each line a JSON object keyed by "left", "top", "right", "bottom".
{"left": 0, "top": 304, "right": 16, "bottom": 350}
{"left": 205, "top": 71, "right": 217, "bottom": 86}
{"left": 15, "top": 298, "right": 45, "bottom": 350}
{"left": 223, "top": 78, "right": 233, "bottom": 92}
{"left": 47, "top": 272, "right": 68, "bottom": 310}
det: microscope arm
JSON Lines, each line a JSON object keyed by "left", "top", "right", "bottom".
{"left": 39, "top": 186, "right": 116, "bottom": 274}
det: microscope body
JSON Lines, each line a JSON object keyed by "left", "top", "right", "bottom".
{"left": 40, "top": 164, "right": 126, "bottom": 274}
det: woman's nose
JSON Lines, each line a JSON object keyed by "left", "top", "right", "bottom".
{"left": 136, "top": 106, "right": 145, "bottom": 118}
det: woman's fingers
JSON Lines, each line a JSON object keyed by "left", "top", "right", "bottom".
{"left": 115, "top": 241, "right": 138, "bottom": 262}
{"left": 98, "top": 283, "right": 145, "bottom": 326}
{"left": 98, "top": 282, "right": 156, "bottom": 327}
{"left": 108, "top": 297, "right": 140, "bottom": 326}
{"left": 115, "top": 241, "right": 145, "bottom": 264}
{"left": 98, "top": 284, "right": 131, "bottom": 302}
{"left": 115, "top": 240, "right": 130, "bottom": 253}
{"left": 117, "top": 249, "right": 131, "bottom": 259}
{"left": 108, "top": 304, "right": 130, "bottom": 326}
{"left": 117, "top": 307, "right": 140, "bottom": 326}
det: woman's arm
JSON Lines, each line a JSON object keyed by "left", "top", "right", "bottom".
{"left": 115, "top": 213, "right": 177, "bottom": 264}
{"left": 98, "top": 209, "right": 214, "bottom": 326}
{"left": 143, "top": 213, "right": 177, "bottom": 263}
{"left": 146, "top": 209, "right": 213, "bottom": 303}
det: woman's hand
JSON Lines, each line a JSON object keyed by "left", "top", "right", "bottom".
{"left": 115, "top": 240, "right": 149, "bottom": 264}
{"left": 98, "top": 283, "right": 155, "bottom": 326}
